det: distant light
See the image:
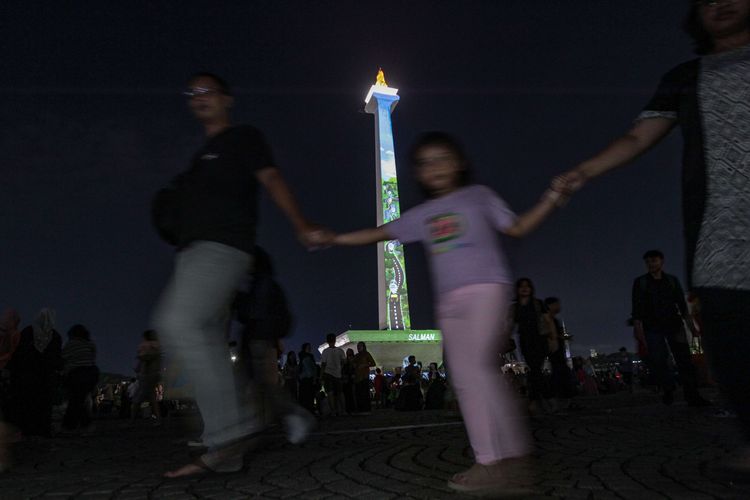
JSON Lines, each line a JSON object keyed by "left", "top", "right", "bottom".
{"left": 230, "top": 354, "right": 238, "bottom": 363}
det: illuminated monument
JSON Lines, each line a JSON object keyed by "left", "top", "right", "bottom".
{"left": 366, "top": 69, "right": 411, "bottom": 330}
{"left": 319, "top": 70, "right": 442, "bottom": 371}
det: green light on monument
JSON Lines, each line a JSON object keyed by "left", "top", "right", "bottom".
{"left": 365, "top": 69, "right": 411, "bottom": 330}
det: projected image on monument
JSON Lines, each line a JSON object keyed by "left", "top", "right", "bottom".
{"left": 368, "top": 69, "right": 411, "bottom": 331}
{"left": 319, "top": 69, "right": 441, "bottom": 371}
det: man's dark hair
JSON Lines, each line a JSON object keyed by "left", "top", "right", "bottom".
{"left": 376, "top": 367, "right": 382, "bottom": 374}
{"left": 643, "top": 249, "right": 664, "bottom": 260}
{"left": 189, "top": 72, "right": 232, "bottom": 96}
{"left": 143, "top": 329, "right": 158, "bottom": 342}
{"left": 408, "top": 355, "right": 416, "bottom": 364}
{"left": 409, "top": 131, "right": 472, "bottom": 197}
{"left": 619, "top": 346, "right": 627, "bottom": 353}
{"left": 326, "top": 333, "right": 336, "bottom": 344}
{"left": 544, "top": 297, "right": 560, "bottom": 307}
{"left": 684, "top": 2, "right": 750, "bottom": 55}
{"left": 68, "top": 324, "right": 90, "bottom": 341}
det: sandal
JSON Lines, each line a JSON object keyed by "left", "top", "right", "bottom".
{"left": 164, "top": 431, "right": 263, "bottom": 478}
{"left": 448, "top": 460, "right": 534, "bottom": 495}
{"left": 163, "top": 456, "right": 213, "bottom": 478}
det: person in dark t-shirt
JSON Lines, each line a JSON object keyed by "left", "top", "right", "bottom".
{"left": 508, "top": 278, "right": 556, "bottom": 413}
{"left": 153, "top": 72, "right": 328, "bottom": 478}
{"left": 559, "top": 0, "right": 750, "bottom": 472}
{"left": 631, "top": 250, "right": 707, "bottom": 407}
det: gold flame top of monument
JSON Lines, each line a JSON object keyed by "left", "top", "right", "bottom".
{"left": 375, "top": 68, "right": 388, "bottom": 87}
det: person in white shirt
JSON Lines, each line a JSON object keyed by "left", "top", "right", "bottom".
{"left": 320, "top": 333, "right": 346, "bottom": 417}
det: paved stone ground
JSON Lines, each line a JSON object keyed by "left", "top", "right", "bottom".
{"left": 1, "top": 390, "right": 749, "bottom": 499}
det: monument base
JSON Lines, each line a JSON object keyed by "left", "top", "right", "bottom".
{"left": 318, "top": 330, "right": 443, "bottom": 373}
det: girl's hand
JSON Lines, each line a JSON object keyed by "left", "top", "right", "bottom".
{"left": 302, "top": 227, "right": 335, "bottom": 250}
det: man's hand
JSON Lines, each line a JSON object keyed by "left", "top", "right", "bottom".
{"left": 633, "top": 321, "right": 646, "bottom": 344}
{"left": 298, "top": 224, "right": 335, "bottom": 250}
{"left": 686, "top": 320, "right": 698, "bottom": 336}
{"left": 558, "top": 170, "right": 588, "bottom": 193}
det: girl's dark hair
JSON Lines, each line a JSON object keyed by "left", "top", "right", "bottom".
{"left": 189, "top": 72, "right": 232, "bottom": 96}
{"left": 68, "top": 324, "right": 90, "bottom": 341}
{"left": 684, "top": 2, "right": 750, "bottom": 55}
{"left": 515, "top": 277, "right": 536, "bottom": 301}
{"left": 409, "top": 131, "right": 472, "bottom": 197}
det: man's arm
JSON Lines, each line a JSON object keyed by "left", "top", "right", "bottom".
{"left": 256, "top": 167, "right": 325, "bottom": 245}
{"left": 673, "top": 276, "right": 691, "bottom": 322}
{"left": 563, "top": 118, "right": 676, "bottom": 190}
{"left": 632, "top": 278, "right": 646, "bottom": 341}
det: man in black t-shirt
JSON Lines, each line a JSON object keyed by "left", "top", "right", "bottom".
{"left": 153, "top": 72, "right": 326, "bottom": 478}
{"left": 631, "top": 250, "right": 707, "bottom": 407}
{"left": 560, "top": 1, "right": 750, "bottom": 469}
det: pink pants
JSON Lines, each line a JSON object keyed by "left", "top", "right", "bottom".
{"left": 438, "top": 283, "right": 531, "bottom": 464}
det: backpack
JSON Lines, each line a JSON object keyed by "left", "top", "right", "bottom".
{"left": 234, "top": 276, "right": 294, "bottom": 339}
{"left": 151, "top": 185, "right": 181, "bottom": 246}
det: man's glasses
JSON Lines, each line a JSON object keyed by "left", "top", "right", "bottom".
{"left": 183, "top": 87, "right": 221, "bottom": 97}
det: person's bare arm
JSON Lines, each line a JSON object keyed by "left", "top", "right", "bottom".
{"left": 564, "top": 118, "right": 676, "bottom": 190}
{"left": 333, "top": 226, "right": 392, "bottom": 246}
{"left": 503, "top": 189, "right": 565, "bottom": 238}
{"left": 256, "top": 167, "right": 327, "bottom": 246}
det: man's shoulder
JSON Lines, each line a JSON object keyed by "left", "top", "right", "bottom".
{"left": 663, "top": 272, "right": 683, "bottom": 287}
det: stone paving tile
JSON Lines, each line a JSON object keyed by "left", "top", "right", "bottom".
{"left": 1, "top": 391, "right": 750, "bottom": 499}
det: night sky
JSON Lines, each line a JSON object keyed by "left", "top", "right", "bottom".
{"left": 2, "top": 1, "right": 694, "bottom": 375}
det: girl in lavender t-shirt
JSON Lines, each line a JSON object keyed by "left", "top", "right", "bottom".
{"left": 332, "top": 132, "right": 569, "bottom": 493}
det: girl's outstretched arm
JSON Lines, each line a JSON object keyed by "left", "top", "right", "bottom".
{"left": 504, "top": 181, "right": 569, "bottom": 238}
{"left": 333, "top": 226, "right": 392, "bottom": 246}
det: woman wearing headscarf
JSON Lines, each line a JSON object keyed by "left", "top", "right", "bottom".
{"left": 7, "top": 308, "right": 63, "bottom": 436}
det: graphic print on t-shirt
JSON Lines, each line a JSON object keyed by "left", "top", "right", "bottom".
{"left": 427, "top": 213, "right": 468, "bottom": 253}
